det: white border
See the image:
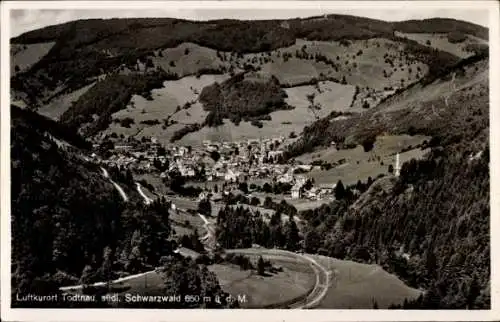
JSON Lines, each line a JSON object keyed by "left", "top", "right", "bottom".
{"left": 1, "top": 1, "right": 499, "bottom": 321}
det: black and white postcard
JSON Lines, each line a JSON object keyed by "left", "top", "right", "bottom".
{"left": 1, "top": 1, "right": 498, "bottom": 321}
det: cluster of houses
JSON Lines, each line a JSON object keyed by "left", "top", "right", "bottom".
{"left": 95, "top": 135, "right": 340, "bottom": 201}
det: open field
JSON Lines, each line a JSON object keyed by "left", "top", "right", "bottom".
{"left": 177, "top": 80, "right": 353, "bottom": 146}
{"left": 374, "top": 58, "right": 488, "bottom": 115}
{"left": 169, "top": 209, "right": 205, "bottom": 234}
{"left": 153, "top": 42, "right": 230, "bottom": 78}
{"left": 169, "top": 196, "right": 199, "bottom": 210}
{"left": 297, "top": 134, "right": 430, "bottom": 164}
{"left": 310, "top": 254, "right": 422, "bottom": 309}
{"left": 103, "top": 74, "right": 228, "bottom": 143}
{"left": 37, "top": 82, "right": 96, "bottom": 120}
{"left": 63, "top": 247, "right": 419, "bottom": 309}
{"left": 395, "top": 32, "right": 487, "bottom": 59}
{"left": 258, "top": 58, "right": 332, "bottom": 85}
{"left": 240, "top": 38, "right": 428, "bottom": 109}
{"left": 103, "top": 93, "right": 179, "bottom": 139}
{"left": 287, "top": 198, "right": 333, "bottom": 212}
{"left": 284, "top": 81, "right": 355, "bottom": 113}
{"left": 103, "top": 249, "right": 316, "bottom": 308}
{"left": 101, "top": 36, "right": 433, "bottom": 144}
{"left": 307, "top": 147, "right": 430, "bottom": 186}
{"left": 244, "top": 38, "right": 427, "bottom": 88}
{"left": 112, "top": 270, "right": 165, "bottom": 296}
{"left": 178, "top": 121, "right": 290, "bottom": 147}
{"left": 211, "top": 252, "right": 316, "bottom": 308}
{"left": 11, "top": 42, "right": 56, "bottom": 75}
{"left": 170, "top": 102, "right": 207, "bottom": 124}
{"left": 134, "top": 173, "right": 169, "bottom": 195}
{"left": 171, "top": 224, "right": 195, "bottom": 237}
{"left": 105, "top": 46, "right": 488, "bottom": 146}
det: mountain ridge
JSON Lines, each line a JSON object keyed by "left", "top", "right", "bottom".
{"left": 9, "top": 13, "right": 490, "bottom": 309}
{"left": 11, "top": 15, "right": 488, "bottom": 141}
{"left": 11, "top": 16, "right": 488, "bottom": 44}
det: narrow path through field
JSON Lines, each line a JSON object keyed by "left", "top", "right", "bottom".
{"left": 197, "top": 212, "right": 217, "bottom": 252}
{"left": 431, "top": 104, "right": 440, "bottom": 117}
{"left": 444, "top": 72, "right": 457, "bottom": 108}
{"left": 100, "top": 167, "right": 128, "bottom": 202}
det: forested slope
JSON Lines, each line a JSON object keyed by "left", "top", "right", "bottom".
{"left": 283, "top": 52, "right": 488, "bottom": 159}
{"left": 295, "top": 59, "right": 490, "bottom": 308}
{"left": 11, "top": 15, "right": 485, "bottom": 113}
{"left": 10, "top": 107, "right": 230, "bottom": 308}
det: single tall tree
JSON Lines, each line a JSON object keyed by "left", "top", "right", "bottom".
{"left": 257, "top": 256, "right": 266, "bottom": 276}
{"left": 335, "top": 180, "right": 346, "bottom": 200}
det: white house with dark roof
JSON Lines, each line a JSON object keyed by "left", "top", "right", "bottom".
{"left": 291, "top": 184, "right": 302, "bottom": 199}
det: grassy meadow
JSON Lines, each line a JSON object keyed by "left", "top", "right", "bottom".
{"left": 11, "top": 42, "right": 56, "bottom": 75}
{"left": 311, "top": 254, "right": 422, "bottom": 309}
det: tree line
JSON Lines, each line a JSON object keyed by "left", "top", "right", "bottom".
{"left": 11, "top": 112, "right": 230, "bottom": 308}
{"left": 199, "top": 73, "right": 292, "bottom": 127}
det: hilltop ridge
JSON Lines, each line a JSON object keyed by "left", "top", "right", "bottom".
{"left": 9, "top": 12, "right": 490, "bottom": 310}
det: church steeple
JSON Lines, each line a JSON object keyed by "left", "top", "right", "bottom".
{"left": 395, "top": 152, "right": 401, "bottom": 177}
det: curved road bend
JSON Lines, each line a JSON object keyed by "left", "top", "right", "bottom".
{"left": 63, "top": 191, "right": 331, "bottom": 308}
{"left": 225, "top": 248, "right": 331, "bottom": 309}
{"left": 136, "top": 182, "right": 153, "bottom": 205}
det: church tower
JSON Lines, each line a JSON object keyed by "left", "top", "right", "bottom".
{"left": 395, "top": 152, "right": 401, "bottom": 177}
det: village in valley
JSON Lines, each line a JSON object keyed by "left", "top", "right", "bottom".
{"left": 91, "top": 132, "right": 402, "bottom": 210}
{"left": 8, "top": 7, "right": 491, "bottom": 311}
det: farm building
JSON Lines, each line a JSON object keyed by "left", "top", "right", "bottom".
{"left": 291, "top": 185, "right": 302, "bottom": 199}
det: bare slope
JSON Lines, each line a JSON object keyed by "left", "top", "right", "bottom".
{"left": 284, "top": 53, "right": 489, "bottom": 160}
{"left": 11, "top": 15, "right": 478, "bottom": 116}
{"left": 152, "top": 42, "right": 230, "bottom": 78}
{"left": 395, "top": 31, "right": 488, "bottom": 59}
{"left": 103, "top": 74, "right": 228, "bottom": 143}
{"left": 37, "top": 82, "right": 96, "bottom": 120}
{"left": 10, "top": 42, "right": 55, "bottom": 75}
{"left": 311, "top": 254, "right": 422, "bottom": 309}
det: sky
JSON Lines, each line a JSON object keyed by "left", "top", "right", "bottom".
{"left": 8, "top": 4, "right": 491, "bottom": 38}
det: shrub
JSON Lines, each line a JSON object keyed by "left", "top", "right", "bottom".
{"left": 119, "top": 117, "right": 135, "bottom": 128}
{"left": 170, "top": 124, "right": 201, "bottom": 142}
{"left": 447, "top": 31, "right": 467, "bottom": 44}
{"left": 362, "top": 135, "right": 376, "bottom": 152}
{"left": 251, "top": 120, "right": 263, "bottom": 128}
{"left": 140, "top": 119, "right": 161, "bottom": 126}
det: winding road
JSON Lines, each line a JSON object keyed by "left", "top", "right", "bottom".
{"left": 100, "top": 167, "right": 129, "bottom": 202}
{"left": 64, "top": 172, "right": 333, "bottom": 308}
{"left": 100, "top": 166, "right": 155, "bottom": 205}
{"left": 136, "top": 182, "right": 154, "bottom": 205}
{"left": 196, "top": 212, "right": 217, "bottom": 252}
{"left": 225, "top": 248, "right": 334, "bottom": 309}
